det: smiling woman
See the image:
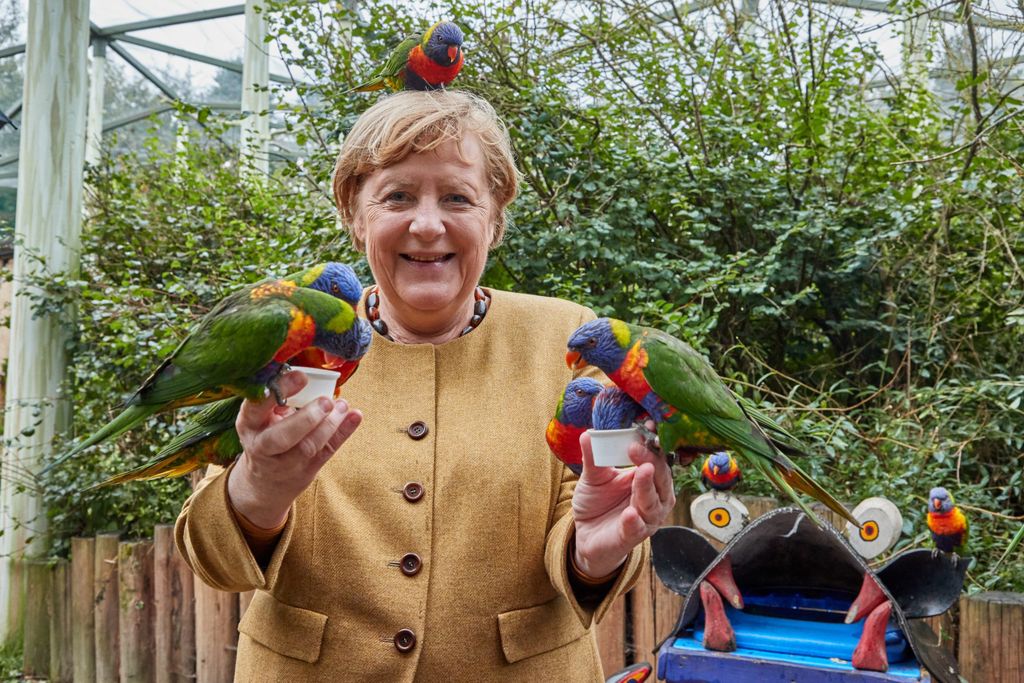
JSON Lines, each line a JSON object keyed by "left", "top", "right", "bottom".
{"left": 175, "top": 90, "right": 676, "bottom": 681}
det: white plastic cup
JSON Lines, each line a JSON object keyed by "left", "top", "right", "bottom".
{"left": 587, "top": 427, "right": 641, "bottom": 467}
{"left": 285, "top": 367, "right": 341, "bottom": 408}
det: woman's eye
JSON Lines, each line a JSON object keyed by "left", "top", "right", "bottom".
{"left": 386, "top": 191, "right": 410, "bottom": 202}
{"left": 447, "top": 194, "right": 469, "bottom": 204}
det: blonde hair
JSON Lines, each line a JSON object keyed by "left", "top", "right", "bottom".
{"left": 332, "top": 91, "right": 519, "bottom": 250}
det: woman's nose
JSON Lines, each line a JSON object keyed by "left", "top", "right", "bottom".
{"left": 409, "top": 200, "right": 445, "bottom": 240}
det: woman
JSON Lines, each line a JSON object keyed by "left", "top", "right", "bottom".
{"left": 175, "top": 91, "right": 676, "bottom": 681}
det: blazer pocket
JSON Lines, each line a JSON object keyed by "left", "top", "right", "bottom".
{"left": 497, "top": 596, "right": 588, "bottom": 664}
{"left": 238, "top": 591, "right": 327, "bottom": 664}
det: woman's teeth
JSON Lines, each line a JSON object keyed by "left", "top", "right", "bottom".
{"left": 403, "top": 254, "right": 453, "bottom": 263}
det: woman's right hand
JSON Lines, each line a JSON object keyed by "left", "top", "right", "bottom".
{"left": 226, "top": 370, "right": 362, "bottom": 529}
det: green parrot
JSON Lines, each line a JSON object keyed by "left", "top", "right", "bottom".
{"left": 45, "top": 264, "right": 366, "bottom": 474}
{"left": 566, "top": 318, "right": 858, "bottom": 527}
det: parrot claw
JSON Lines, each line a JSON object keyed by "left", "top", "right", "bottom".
{"left": 931, "top": 548, "right": 940, "bottom": 560}
{"left": 951, "top": 553, "right": 960, "bottom": 568}
{"left": 267, "top": 363, "right": 292, "bottom": 407}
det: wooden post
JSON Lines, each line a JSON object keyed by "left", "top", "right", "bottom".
{"left": 154, "top": 524, "right": 195, "bottom": 683}
{"left": 95, "top": 533, "right": 120, "bottom": 681}
{"left": 595, "top": 592, "right": 626, "bottom": 677}
{"left": 71, "top": 536, "right": 97, "bottom": 681}
{"left": 958, "top": 592, "right": 1024, "bottom": 683}
{"left": 118, "top": 540, "right": 155, "bottom": 682}
{"left": 49, "top": 559, "right": 72, "bottom": 683}
{"left": 0, "top": 0, "right": 91, "bottom": 644}
{"left": 739, "top": 495, "right": 778, "bottom": 520}
{"left": 194, "top": 580, "right": 238, "bottom": 682}
{"left": 22, "top": 559, "right": 51, "bottom": 676}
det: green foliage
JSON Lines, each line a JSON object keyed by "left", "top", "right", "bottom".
{"left": 33, "top": 0, "right": 1023, "bottom": 591}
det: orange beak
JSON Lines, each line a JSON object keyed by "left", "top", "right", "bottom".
{"left": 713, "top": 465, "right": 720, "bottom": 476}
{"left": 933, "top": 498, "right": 941, "bottom": 510}
{"left": 565, "top": 350, "right": 587, "bottom": 370}
{"left": 447, "top": 45, "right": 458, "bottom": 63}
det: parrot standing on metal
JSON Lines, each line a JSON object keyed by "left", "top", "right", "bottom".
{"left": 46, "top": 263, "right": 368, "bottom": 474}
{"left": 701, "top": 452, "right": 742, "bottom": 492}
{"left": 927, "top": 486, "right": 969, "bottom": 565}
{"left": 566, "top": 318, "right": 858, "bottom": 527}
{"left": 351, "top": 21, "right": 464, "bottom": 92}
{"left": 546, "top": 377, "right": 603, "bottom": 475}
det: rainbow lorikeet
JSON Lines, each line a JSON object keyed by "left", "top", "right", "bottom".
{"left": 546, "top": 377, "right": 603, "bottom": 475}
{"left": 566, "top": 318, "right": 857, "bottom": 527}
{"left": 927, "top": 486, "right": 969, "bottom": 564}
{"left": 352, "top": 21, "right": 464, "bottom": 92}
{"left": 701, "top": 452, "right": 742, "bottom": 492}
{"left": 46, "top": 263, "right": 367, "bottom": 474}
{"left": 592, "top": 385, "right": 648, "bottom": 430}
{"left": 88, "top": 331, "right": 371, "bottom": 489}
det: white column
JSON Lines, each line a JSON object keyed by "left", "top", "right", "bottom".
{"left": 0, "top": 0, "right": 90, "bottom": 644}
{"left": 902, "top": 9, "right": 930, "bottom": 87}
{"left": 240, "top": 0, "right": 270, "bottom": 176}
{"left": 739, "top": 0, "right": 759, "bottom": 41}
{"left": 84, "top": 39, "right": 106, "bottom": 167}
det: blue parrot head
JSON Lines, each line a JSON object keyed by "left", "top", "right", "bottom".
{"left": 307, "top": 262, "right": 363, "bottom": 307}
{"left": 560, "top": 377, "right": 603, "bottom": 428}
{"left": 592, "top": 386, "right": 644, "bottom": 430}
{"left": 708, "top": 451, "right": 733, "bottom": 476}
{"left": 316, "top": 316, "right": 373, "bottom": 362}
{"left": 566, "top": 318, "right": 631, "bottom": 375}
{"left": 423, "top": 21, "right": 464, "bottom": 66}
{"left": 929, "top": 486, "right": 954, "bottom": 513}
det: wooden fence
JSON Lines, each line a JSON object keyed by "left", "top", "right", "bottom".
{"left": 22, "top": 494, "right": 1023, "bottom": 682}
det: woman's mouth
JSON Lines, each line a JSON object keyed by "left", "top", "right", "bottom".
{"left": 401, "top": 253, "right": 455, "bottom": 264}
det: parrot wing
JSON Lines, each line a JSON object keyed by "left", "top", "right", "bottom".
{"left": 88, "top": 398, "right": 243, "bottom": 489}
{"left": 351, "top": 35, "right": 419, "bottom": 91}
{"left": 131, "top": 295, "right": 295, "bottom": 406}
{"left": 638, "top": 327, "right": 857, "bottom": 526}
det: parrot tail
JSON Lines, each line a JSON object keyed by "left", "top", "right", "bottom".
{"left": 42, "top": 404, "right": 163, "bottom": 475}
{"left": 779, "top": 464, "right": 860, "bottom": 528}
{"left": 86, "top": 449, "right": 205, "bottom": 490}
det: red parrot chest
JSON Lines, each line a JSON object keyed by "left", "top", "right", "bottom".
{"left": 407, "top": 45, "right": 463, "bottom": 86}
{"left": 274, "top": 309, "right": 317, "bottom": 362}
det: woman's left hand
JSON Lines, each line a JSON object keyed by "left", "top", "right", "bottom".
{"left": 570, "top": 430, "right": 677, "bottom": 579}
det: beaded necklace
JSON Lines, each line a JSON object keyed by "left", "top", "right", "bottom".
{"left": 365, "top": 285, "right": 490, "bottom": 342}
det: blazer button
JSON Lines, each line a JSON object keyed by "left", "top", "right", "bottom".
{"left": 400, "top": 553, "right": 422, "bottom": 576}
{"left": 394, "top": 628, "right": 416, "bottom": 653}
{"left": 407, "top": 421, "right": 429, "bottom": 440}
{"left": 402, "top": 482, "right": 425, "bottom": 503}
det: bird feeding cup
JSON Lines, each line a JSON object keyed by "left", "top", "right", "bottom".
{"left": 286, "top": 367, "right": 340, "bottom": 408}
{"left": 587, "top": 427, "right": 641, "bottom": 467}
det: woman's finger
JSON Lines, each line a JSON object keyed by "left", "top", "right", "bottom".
{"left": 252, "top": 396, "right": 335, "bottom": 456}
{"left": 630, "top": 463, "right": 662, "bottom": 522}
{"left": 314, "top": 408, "right": 363, "bottom": 465}
{"left": 237, "top": 371, "right": 307, "bottom": 434}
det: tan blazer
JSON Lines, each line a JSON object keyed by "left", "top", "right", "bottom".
{"left": 175, "top": 289, "right": 649, "bottom": 681}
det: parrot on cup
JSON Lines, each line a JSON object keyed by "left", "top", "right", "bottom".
{"left": 352, "top": 21, "right": 465, "bottom": 92}
{"left": 46, "top": 263, "right": 368, "bottom": 474}
{"left": 546, "top": 377, "right": 603, "bottom": 475}
{"left": 566, "top": 318, "right": 857, "bottom": 527}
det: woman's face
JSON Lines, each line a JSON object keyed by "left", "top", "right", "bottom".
{"left": 354, "top": 134, "right": 494, "bottom": 321}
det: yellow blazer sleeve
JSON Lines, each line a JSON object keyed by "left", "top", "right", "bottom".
{"left": 542, "top": 305, "right": 651, "bottom": 629}
{"left": 174, "top": 461, "right": 297, "bottom": 592}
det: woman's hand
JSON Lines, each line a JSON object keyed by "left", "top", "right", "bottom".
{"left": 570, "top": 429, "right": 677, "bottom": 579}
{"left": 227, "top": 370, "right": 362, "bottom": 529}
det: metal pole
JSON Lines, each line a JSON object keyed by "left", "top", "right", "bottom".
{"left": 241, "top": 0, "right": 270, "bottom": 177}
{"left": 0, "top": 0, "right": 90, "bottom": 644}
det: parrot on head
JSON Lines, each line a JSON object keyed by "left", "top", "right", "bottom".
{"left": 351, "top": 20, "right": 465, "bottom": 92}
{"left": 546, "top": 377, "right": 603, "bottom": 475}
{"left": 926, "top": 486, "right": 969, "bottom": 564}
{"left": 565, "top": 318, "right": 858, "bottom": 527}
{"left": 701, "top": 452, "right": 742, "bottom": 492}
{"left": 45, "top": 263, "right": 368, "bottom": 474}
{"left": 592, "top": 385, "right": 648, "bottom": 431}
